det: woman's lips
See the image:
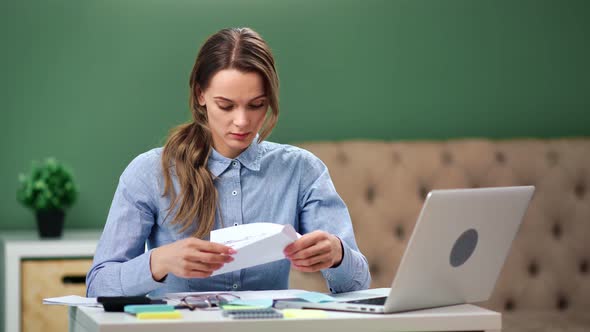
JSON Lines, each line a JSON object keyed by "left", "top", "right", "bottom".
{"left": 229, "top": 132, "right": 249, "bottom": 140}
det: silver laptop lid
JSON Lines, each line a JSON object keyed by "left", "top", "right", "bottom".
{"left": 384, "top": 186, "right": 535, "bottom": 313}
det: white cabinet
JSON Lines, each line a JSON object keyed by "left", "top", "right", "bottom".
{"left": 0, "top": 231, "right": 100, "bottom": 332}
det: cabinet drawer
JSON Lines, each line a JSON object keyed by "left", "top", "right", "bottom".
{"left": 21, "top": 259, "right": 92, "bottom": 332}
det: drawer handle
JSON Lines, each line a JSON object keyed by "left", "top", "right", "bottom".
{"left": 62, "top": 275, "right": 86, "bottom": 285}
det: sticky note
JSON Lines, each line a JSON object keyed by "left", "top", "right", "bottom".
{"left": 226, "top": 299, "right": 273, "bottom": 308}
{"left": 282, "top": 309, "right": 328, "bottom": 319}
{"left": 293, "top": 292, "right": 336, "bottom": 303}
{"left": 136, "top": 311, "right": 182, "bottom": 320}
{"left": 124, "top": 304, "right": 175, "bottom": 314}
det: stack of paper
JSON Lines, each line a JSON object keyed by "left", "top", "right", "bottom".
{"left": 210, "top": 223, "right": 301, "bottom": 275}
{"left": 43, "top": 295, "right": 99, "bottom": 307}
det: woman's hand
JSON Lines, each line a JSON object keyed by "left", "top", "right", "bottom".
{"left": 150, "top": 238, "right": 235, "bottom": 281}
{"left": 283, "top": 231, "right": 343, "bottom": 272}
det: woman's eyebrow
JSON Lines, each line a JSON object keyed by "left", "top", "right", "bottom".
{"left": 213, "top": 94, "right": 266, "bottom": 102}
{"left": 213, "top": 96, "right": 233, "bottom": 102}
{"left": 249, "top": 94, "right": 267, "bottom": 101}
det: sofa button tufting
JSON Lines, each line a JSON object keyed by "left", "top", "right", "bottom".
{"left": 369, "top": 263, "right": 380, "bottom": 276}
{"left": 441, "top": 151, "right": 453, "bottom": 165}
{"left": 580, "top": 259, "right": 588, "bottom": 274}
{"left": 336, "top": 152, "right": 348, "bottom": 164}
{"left": 392, "top": 151, "right": 402, "bottom": 164}
{"left": 557, "top": 294, "right": 569, "bottom": 311}
{"left": 528, "top": 261, "right": 539, "bottom": 277}
{"left": 574, "top": 183, "right": 586, "bottom": 199}
{"left": 366, "top": 186, "right": 375, "bottom": 203}
{"left": 552, "top": 222, "right": 562, "bottom": 240}
{"left": 394, "top": 224, "right": 405, "bottom": 241}
{"left": 418, "top": 186, "right": 429, "bottom": 201}
{"left": 546, "top": 151, "right": 559, "bottom": 166}
{"left": 504, "top": 299, "right": 515, "bottom": 312}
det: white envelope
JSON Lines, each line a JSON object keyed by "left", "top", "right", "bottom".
{"left": 210, "top": 223, "right": 301, "bottom": 275}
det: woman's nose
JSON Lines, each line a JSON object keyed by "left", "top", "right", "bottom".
{"left": 233, "top": 109, "right": 250, "bottom": 127}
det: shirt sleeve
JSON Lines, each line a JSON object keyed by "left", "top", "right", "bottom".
{"left": 297, "top": 152, "right": 371, "bottom": 293}
{"left": 86, "top": 154, "right": 163, "bottom": 296}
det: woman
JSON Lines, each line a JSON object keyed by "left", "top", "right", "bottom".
{"left": 86, "top": 27, "right": 370, "bottom": 297}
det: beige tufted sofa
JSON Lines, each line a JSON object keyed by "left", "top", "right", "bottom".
{"left": 289, "top": 138, "right": 590, "bottom": 332}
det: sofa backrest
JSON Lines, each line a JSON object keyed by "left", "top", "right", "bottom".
{"left": 289, "top": 138, "right": 590, "bottom": 313}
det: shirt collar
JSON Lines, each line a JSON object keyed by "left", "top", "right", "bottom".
{"left": 208, "top": 134, "right": 262, "bottom": 177}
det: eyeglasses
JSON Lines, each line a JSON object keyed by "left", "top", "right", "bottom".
{"left": 179, "top": 293, "right": 241, "bottom": 311}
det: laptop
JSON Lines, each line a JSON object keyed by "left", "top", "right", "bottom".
{"left": 275, "top": 186, "right": 535, "bottom": 314}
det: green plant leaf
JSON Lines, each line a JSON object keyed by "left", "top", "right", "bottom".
{"left": 16, "top": 157, "right": 78, "bottom": 213}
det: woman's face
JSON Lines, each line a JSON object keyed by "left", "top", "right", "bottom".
{"left": 197, "top": 69, "right": 268, "bottom": 159}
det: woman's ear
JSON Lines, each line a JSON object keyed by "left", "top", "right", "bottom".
{"left": 196, "top": 85, "right": 206, "bottom": 106}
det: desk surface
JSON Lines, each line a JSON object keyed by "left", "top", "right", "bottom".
{"left": 69, "top": 303, "right": 501, "bottom": 332}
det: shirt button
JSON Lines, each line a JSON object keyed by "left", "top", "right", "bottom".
{"left": 232, "top": 161, "right": 238, "bottom": 167}
{"left": 232, "top": 284, "right": 239, "bottom": 289}
{"left": 232, "top": 190, "right": 238, "bottom": 196}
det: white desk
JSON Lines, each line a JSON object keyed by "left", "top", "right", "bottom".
{"left": 69, "top": 303, "right": 501, "bottom": 332}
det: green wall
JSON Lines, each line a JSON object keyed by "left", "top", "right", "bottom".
{"left": 1, "top": 0, "right": 589, "bottom": 231}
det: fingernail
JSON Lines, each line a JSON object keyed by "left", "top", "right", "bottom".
{"left": 229, "top": 248, "right": 237, "bottom": 254}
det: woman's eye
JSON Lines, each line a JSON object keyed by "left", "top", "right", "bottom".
{"left": 249, "top": 103, "right": 265, "bottom": 109}
{"left": 219, "top": 104, "right": 233, "bottom": 111}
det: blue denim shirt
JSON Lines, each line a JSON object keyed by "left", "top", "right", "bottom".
{"left": 86, "top": 138, "right": 371, "bottom": 297}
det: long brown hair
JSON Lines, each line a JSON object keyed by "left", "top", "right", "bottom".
{"left": 161, "top": 27, "right": 279, "bottom": 238}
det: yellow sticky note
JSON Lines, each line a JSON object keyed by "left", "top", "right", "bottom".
{"left": 282, "top": 309, "right": 328, "bottom": 319}
{"left": 136, "top": 311, "right": 182, "bottom": 320}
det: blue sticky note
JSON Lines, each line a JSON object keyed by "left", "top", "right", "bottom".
{"left": 227, "top": 299, "right": 273, "bottom": 308}
{"left": 294, "top": 292, "right": 336, "bottom": 303}
{"left": 124, "top": 304, "right": 175, "bottom": 314}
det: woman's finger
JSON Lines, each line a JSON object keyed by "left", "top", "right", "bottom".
{"left": 192, "top": 239, "right": 236, "bottom": 255}
{"left": 185, "top": 251, "right": 234, "bottom": 264}
{"left": 284, "top": 231, "right": 328, "bottom": 256}
{"left": 288, "top": 241, "right": 330, "bottom": 260}
{"left": 177, "top": 260, "right": 223, "bottom": 273}
{"left": 291, "top": 252, "right": 332, "bottom": 267}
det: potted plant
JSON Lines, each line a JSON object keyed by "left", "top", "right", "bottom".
{"left": 17, "top": 157, "right": 78, "bottom": 238}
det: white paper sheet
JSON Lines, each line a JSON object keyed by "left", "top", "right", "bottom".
{"left": 43, "top": 295, "right": 100, "bottom": 307}
{"left": 210, "top": 223, "right": 301, "bottom": 275}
